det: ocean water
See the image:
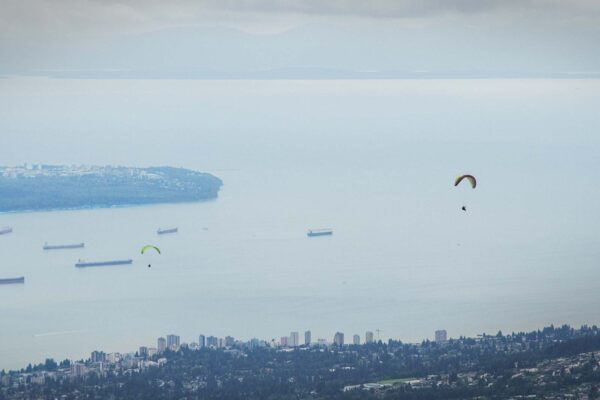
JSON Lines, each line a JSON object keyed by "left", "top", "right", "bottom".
{"left": 1, "top": 78, "right": 600, "bottom": 369}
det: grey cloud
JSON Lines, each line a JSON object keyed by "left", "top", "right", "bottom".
{"left": 207, "top": 0, "right": 529, "bottom": 18}
{"left": 76, "top": 0, "right": 600, "bottom": 20}
{"left": 1, "top": 0, "right": 600, "bottom": 77}
{"left": 3, "top": 0, "right": 600, "bottom": 39}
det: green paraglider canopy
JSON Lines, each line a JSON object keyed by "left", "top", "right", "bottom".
{"left": 141, "top": 245, "right": 161, "bottom": 255}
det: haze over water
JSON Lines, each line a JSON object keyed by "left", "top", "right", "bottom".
{"left": 1, "top": 78, "right": 600, "bottom": 369}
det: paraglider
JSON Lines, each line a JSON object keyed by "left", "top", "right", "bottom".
{"left": 454, "top": 174, "right": 476, "bottom": 189}
{"left": 141, "top": 245, "right": 161, "bottom": 268}
{"left": 141, "top": 245, "right": 161, "bottom": 255}
{"left": 455, "top": 174, "right": 476, "bottom": 211}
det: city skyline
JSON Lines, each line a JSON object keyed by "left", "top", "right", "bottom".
{"left": 145, "top": 328, "right": 452, "bottom": 354}
{"left": 4, "top": 323, "right": 598, "bottom": 399}
{"left": 13, "top": 326, "right": 454, "bottom": 374}
{"left": 87, "top": 328, "right": 454, "bottom": 364}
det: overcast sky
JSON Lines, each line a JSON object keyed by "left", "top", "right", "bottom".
{"left": 2, "top": 0, "right": 600, "bottom": 77}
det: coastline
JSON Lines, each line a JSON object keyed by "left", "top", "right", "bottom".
{"left": 0, "top": 196, "right": 221, "bottom": 215}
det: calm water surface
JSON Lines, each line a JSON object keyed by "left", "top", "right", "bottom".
{"left": 1, "top": 79, "right": 600, "bottom": 369}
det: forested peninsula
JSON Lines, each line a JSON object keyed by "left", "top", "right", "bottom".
{"left": 0, "top": 165, "right": 223, "bottom": 213}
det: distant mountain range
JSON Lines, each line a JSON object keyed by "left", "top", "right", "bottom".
{"left": 3, "top": 23, "right": 599, "bottom": 80}
{"left": 16, "top": 67, "right": 600, "bottom": 80}
{"left": 0, "top": 165, "right": 222, "bottom": 213}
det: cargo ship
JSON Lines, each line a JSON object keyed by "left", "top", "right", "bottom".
{"left": 0, "top": 277, "right": 24, "bottom": 284}
{"left": 157, "top": 227, "right": 178, "bottom": 235}
{"left": 307, "top": 228, "right": 333, "bottom": 237}
{"left": 0, "top": 227, "right": 13, "bottom": 235}
{"left": 75, "top": 259, "right": 133, "bottom": 268}
{"left": 44, "top": 242, "right": 85, "bottom": 250}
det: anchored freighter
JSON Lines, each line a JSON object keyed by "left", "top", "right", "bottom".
{"left": 307, "top": 229, "right": 333, "bottom": 237}
{"left": 75, "top": 259, "right": 132, "bottom": 268}
{"left": 44, "top": 242, "right": 85, "bottom": 250}
{"left": 0, "top": 277, "right": 24, "bottom": 284}
{"left": 157, "top": 227, "right": 178, "bottom": 235}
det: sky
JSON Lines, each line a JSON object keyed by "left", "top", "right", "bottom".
{"left": 1, "top": 0, "right": 600, "bottom": 78}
